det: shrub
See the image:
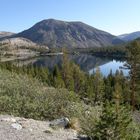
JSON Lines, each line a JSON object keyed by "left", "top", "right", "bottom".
{"left": 0, "top": 68, "right": 80, "bottom": 120}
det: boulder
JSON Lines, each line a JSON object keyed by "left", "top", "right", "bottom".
{"left": 11, "top": 123, "right": 22, "bottom": 130}
{"left": 49, "top": 118, "right": 69, "bottom": 129}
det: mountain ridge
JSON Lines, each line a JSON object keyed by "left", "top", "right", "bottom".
{"left": 13, "top": 19, "right": 124, "bottom": 48}
{"left": 0, "top": 31, "right": 15, "bottom": 39}
{"left": 118, "top": 31, "right": 140, "bottom": 42}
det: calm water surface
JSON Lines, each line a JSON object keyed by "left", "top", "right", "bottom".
{"left": 89, "top": 60, "right": 128, "bottom": 76}
{"left": 14, "top": 54, "right": 128, "bottom": 76}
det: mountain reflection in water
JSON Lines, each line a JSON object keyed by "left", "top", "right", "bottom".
{"left": 14, "top": 54, "right": 128, "bottom": 76}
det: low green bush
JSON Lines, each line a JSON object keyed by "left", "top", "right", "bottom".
{"left": 0, "top": 68, "right": 81, "bottom": 120}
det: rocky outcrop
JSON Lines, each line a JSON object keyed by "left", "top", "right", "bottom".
{"left": 0, "top": 115, "right": 85, "bottom": 140}
{"left": 0, "top": 37, "right": 49, "bottom": 61}
{"left": 0, "top": 37, "right": 36, "bottom": 47}
{"left": 0, "top": 37, "right": 48, "bottom": 50}
{"left": 0, "top": 32, "right": 15, "bottom": 39}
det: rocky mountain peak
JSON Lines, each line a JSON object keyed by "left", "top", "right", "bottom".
{"left": 15, "top": 19, "right": 124, "bottom": 48}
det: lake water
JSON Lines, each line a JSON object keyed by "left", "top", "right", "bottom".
{"left": 89, "top": 60, "right": 128, "bottom": 76}
{"left": 14, "top": 54, "right": 128, "bottom": 76}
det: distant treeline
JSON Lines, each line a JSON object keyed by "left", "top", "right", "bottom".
{"left": 69, "top": 46, "right": 127, "bottom": 58}
{"left": 49, "top": 45, "right": 127, "bottom": 59}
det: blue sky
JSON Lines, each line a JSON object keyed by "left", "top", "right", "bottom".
{"left": 0, "top": 0, "right": 140, "bottom": 35}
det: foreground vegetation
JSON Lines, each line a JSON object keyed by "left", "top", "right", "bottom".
{"left": 0, "top": 40, "right": 140, "bottom": 139}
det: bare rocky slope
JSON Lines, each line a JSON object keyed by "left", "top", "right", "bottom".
{"left": 0, "top": 112, "right": 140, "bottom": 140}
{"left": 0, "top": 37, "right": 48, "bottom": 49}
{"left": 0, "top": 37, "right": 48, "bottom": 62}
{"left": 14, "top": 19, "right": 124, "bottom": 48}
{"left": 0, "top": 115, "right": 84, "bottom": 140}
{"left": 0, "top": 32, "right": 15, "bottom": 39}
{"left": 0, "top": 37, "right": 37, "bottom": 47}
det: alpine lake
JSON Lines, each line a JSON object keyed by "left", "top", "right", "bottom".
{"left": 12, "top": 53, "right": 128, "bottom": 77}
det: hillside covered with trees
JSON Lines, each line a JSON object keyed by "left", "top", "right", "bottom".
{"left": 0, "top": 40, "right": 140, "bottom": 139}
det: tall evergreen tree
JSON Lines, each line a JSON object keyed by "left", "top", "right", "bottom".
{"left": 93, "top": 102, "right": 132, "bottom": 140}
{"left": 61, "top": 48, "right": 74, "bottom": 91}
{"left": 53, "top": 65, "right": 65, "bottom": 88}
{"left": 124, "top": 40, "right": 140, "bottom": 110}
{"left": 104, "top": 78, "right": 113, "bottom": 101}
{"left": 93, "top": 67, "right": 105, "bottom": 104}
{"left": 85, "top": 75, "right": 95, "bottom": 103}
{"left": 113, "top": 82, "right": 122, "bottom": 114}
{"left": 72, "top": 63, "right": 86, "bottom": 94}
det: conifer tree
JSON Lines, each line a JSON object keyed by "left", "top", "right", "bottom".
{"left": 93, "top": 67, "right": 105, "bottom": 104}
{"left": 104, "top": 78, "right": 113, "bottom": 101}
{"left": 61, "top": 48, "right": 74, "bottom": 91}
{"left": 53, "top": 65, "right": 65, "bottom": 88}
{"left": 124, "top": 40, "right": 140, "bottom": 110}
{"left": 93, "top": 102, "right": 132, "bottom": 140}
{"left": 85, "top": 75, "right": 94, "bottom": 102}
{"left": 113, "top": 82, "right": 122, "bottom": 114}
{"left": 72, "top": 63, "right": 86, "bottom": 94}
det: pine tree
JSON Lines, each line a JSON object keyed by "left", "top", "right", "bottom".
{"left": 72, "top": 63, "right": 86, "bottom": 94}
{"left": 124, "top": 40, "right": 140, "bottom": 111}
{"left": 61, "top": 48, "right": 74, "bottom": 91}
{"left": 104, "top": 78, "right": 113, "bottom": 101}
{"left": 93, "top": 102, "right": 132, "bottom": 140}
{"left": 38, "top": 66, "right": 50, "bottom": 84}
{"left": 93, "top": 67, "right": 105, "bottom": 104}
{"left": 113, "top": 82, "right": 122, "bottom": 114}
{"left": 85, "top": 75, "right": 94, "bottom": 103}
{"left": 53, "top": 65, "right": 65, "bottom": 88}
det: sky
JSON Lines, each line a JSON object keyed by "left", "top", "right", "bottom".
{"left": 0, "top": 0, "right": 140, "bottom": 35}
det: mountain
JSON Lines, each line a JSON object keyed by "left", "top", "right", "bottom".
{"left": 118, "top": 31, "right": 140, "bottom": 42}
{"left": 14, "top": 19, "right": 123, "bottom": 48}
{"left": 0, "top": 31, "right": 15, "bottom": 39}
